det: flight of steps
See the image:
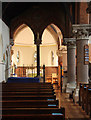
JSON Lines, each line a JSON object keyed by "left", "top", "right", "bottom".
{"left": 1, "top": 82, "right": 65, "bottom": 120}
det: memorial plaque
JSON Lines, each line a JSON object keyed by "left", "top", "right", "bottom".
{"left": 84, "top": 45, "right": 89, "bottom": 65}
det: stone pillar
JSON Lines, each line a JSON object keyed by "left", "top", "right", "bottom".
{"left": 64, "top": 38, "right": 76, "bottom": 84}
{"left": 56, "top": 46, "right": 67, "bottom": 92}
{"left": 37, "top": 45, "right": 40, "bottom": 76}
{"left": 72, "top": 24, "right": 91, "bottom": 84}
{"left": 34, "top": 32, "right": 41, "bottom": 77}
{"left": 64, "top": 38, "right": 76, "bottom": 93}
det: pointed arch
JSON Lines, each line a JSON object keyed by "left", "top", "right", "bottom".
{"left": 13, "top": 24, "right": 35, "bottom": 46}
{"left": 41, "top": 23, "right": 63, "bottom": 48}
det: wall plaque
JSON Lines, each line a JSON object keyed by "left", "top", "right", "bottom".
{"left": 84, "top": 45, "right": 89, "bottom": 65}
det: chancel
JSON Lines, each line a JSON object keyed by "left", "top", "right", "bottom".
{"left": 0, "top": 1, "right": 91, "bottom": 120}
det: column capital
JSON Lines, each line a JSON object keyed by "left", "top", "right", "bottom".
{"left": 56, "top": 46, "right": 67, "bottom": 57}
{"left": 63, "top": 38, "right": 76, "bottom": 48}
{"left": 72, "top": 24, "right": 91, "bottom": 40}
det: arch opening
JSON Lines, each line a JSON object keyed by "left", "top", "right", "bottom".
{"left": 11, "top": 24, "right": 37, "bottom": 78}
{"left": 41, "top": 23, "right": 67, "bottom": 84}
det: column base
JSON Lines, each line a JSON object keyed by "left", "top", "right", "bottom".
{"left": 66, "top": 83, "right": 76, "bottom": 94}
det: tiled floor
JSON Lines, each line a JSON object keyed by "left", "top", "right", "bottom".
{"left": 53, "top": 84, "right": 90, "bottom": 120}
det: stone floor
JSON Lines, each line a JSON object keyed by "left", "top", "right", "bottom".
{"left": 53, "top": 84, "right": 90, "bottom": 120}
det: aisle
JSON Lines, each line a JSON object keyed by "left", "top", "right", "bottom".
{"left": 54, "top": 85, "right": 90, "bottom": 120}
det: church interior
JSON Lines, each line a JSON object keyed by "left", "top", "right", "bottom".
{"left": 0, "top": 1, "right": 91, "bottom": 120}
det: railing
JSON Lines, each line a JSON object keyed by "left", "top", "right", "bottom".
{"left": 11, "top": 64, "right": 45, "bottom": 79}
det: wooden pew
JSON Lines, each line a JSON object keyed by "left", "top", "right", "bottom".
{"left": 2, "top": 95, "right": 56, "bottom": 100}
{"left": 2, "top": 91, "right": 55, "bottom": 95}
{"left": 1, "top": 114, "right": 64, "bottom": 120}
{"left": 1, "top": 108, "right": 65, "bottom": 120}
{"left": 85, "top": 87, "right": 91, "bottom": 117}
{"left": 79, "top": 83, "right": 91, "bottom": 118}
{"left": 1, "top": 83, "right": 54, "bottom": 93}
{"left": 2, "top": 84, "right": 53, "bottom": 89}
{"left": 2, "top": 88, "right": 54, "bottom": 92}
{"left": 2, "top": 100, "right": 59, "bottom": 108}
{"left": 1, "top": 83, "right": 53, "bottom": 87}
{"left": 2, "top": 108, "right": 65, "bottom": 114}
{"left": 79, "top": 83, "right": 89, "bottom": 106}
{"left": 1, "top": 82, "right": 65, "bottom": 120}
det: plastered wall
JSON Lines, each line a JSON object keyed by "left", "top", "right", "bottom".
{"left": 12, "top": 45, "right": 58, "bottom": 67}
{"left": 0, "top": 19, "right": 10, "bottom": 81}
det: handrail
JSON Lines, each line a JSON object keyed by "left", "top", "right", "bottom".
{"left": 11, "top": 65, "right": 45, "bottom": 78}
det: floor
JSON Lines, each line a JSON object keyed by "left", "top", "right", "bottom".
{"left": 54, "top": 84, "right": 90, "bottom": 120}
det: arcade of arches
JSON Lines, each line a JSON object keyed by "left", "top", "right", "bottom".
{"left": 0, "top": 2, "right": 91, "bottom": 119}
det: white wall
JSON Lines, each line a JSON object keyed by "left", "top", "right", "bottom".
{"left": 42, "top": 29, "right": 57, "bottom": 45}
{"left": 0, "top": 19, "right": 10, "bottom": 81}
{"left": 14, "top": 25, "right": 34, "bottom": 46}
{"left": 40, "top": 45, "right": 58, "bottom": 66}
{"left": 12, "top": 45, "right": 58, "bottom": 67}
{"left": 12, "top": 45, "right": 36, "bottom": 66}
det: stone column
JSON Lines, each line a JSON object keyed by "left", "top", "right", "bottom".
{"left": 72, "top": 24, "right": 91, "bottom": 84}
{"left": 37, "top": 45, "right": 40, "bottom": 76}
{"left": 63, "top": 38, "right": 76, "bottom": 93}
{"left": 34, "top": 32, "right": 41, "bottom": 77}
{"left": 64, "top": 38, "right": 76, "bottom": 84}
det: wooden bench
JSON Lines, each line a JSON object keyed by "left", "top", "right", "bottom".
{"left": 2, "top": 84, "right": 53, "bottom": 88}
{"left": 1, "top": 83, "right": 53, "bottom": 87}
{"left": 85, "top": 87, "right": 91, "bottom": 117}
{"left": 2, "top": 107, "right": 65, "bottom": 114}
{"left": 2, "top": 100, "right": 59, "bottom": 108}
{"left": 2, "top": 84, "right": 53, "bottom": 89}
{"left": 2, "top": 91, "right": 55, "bottom": 95}
{"left": 1, "top": 108, "right": 65, "bottom": 120}
{"left": 2, "top": 88, "right": 54, "bottom": 92}
{"left": 79, "top": 83, "right": 89, "bottom": 106}
{"left": 1, "top": 82, "right": 65, "bottom": 120}
{"left": 1, "top": 114, "right": 64, "bottom": 120}
{"left": 2, "top": 95, "right": 56, "bottom": 100}
{"left": 79, "top": 83, "right": 91, "bottom": 118}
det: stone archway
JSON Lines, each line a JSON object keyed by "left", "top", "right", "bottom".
{"left": 41, "top": 23, "right": 66, "bottom": 86}
{"left": 11, "top": 24, "right": 36, "bottom": 77}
